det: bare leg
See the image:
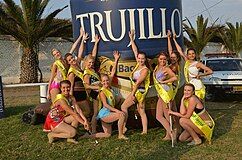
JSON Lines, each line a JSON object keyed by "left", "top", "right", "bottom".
{"left": 179, "top": 130, "right": 192, "bottom": 142}
{"left": 121, "top": 94, "right": 136, "bottom": 133}
{"left": 171, "top": 100, "right": 181, "bottom": 136}
{"left": 179, "top": 118, "right": 203, "bottom": 144}
{"left": 50, "top": 88, "right": 60, "bottom": 103}
{"left": 137, "top": 103, "right": 148, "bottom": 134}
{"left": 48, "top": 122, "right": 77, "bottom": 143}
{"left": 64, "top": 115, "right": 78, "bottom": 128}
{"left": 91, "top": 99, "right": 99, "bottom": 133}
{"left": 156, "top": 97, "right": 171, "bottom": 140}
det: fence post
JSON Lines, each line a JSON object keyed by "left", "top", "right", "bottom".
{"left": 0, "top": 76, "right": 5, "bottom": 119}
{"left": 40, "top": 84, "right": 48, "bottom": 103}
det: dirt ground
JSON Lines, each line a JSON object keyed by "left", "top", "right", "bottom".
{"left": 3, "top": 86, "right": 40, "bottom": 107}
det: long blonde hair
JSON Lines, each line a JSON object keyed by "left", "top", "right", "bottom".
{"left": 83, "top": 54, "right": 95, "bottom": 69}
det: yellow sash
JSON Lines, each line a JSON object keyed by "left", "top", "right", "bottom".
{"left": 184, "top": 99, "right": 215, "bottom": 143}
{"left": 83, "top": 69, "right": 101, "bottom": 81}
{"left": 153, "top": 66, "right": 174, "bottom": 104}
{"left": 54, "top": 94, "right": 70, "bottom": 105}
{"left": 54, "top": 60, "right": 67, "bottom": 80}
{"left": 98, "top": 87, "right": 115, "bottom": 110}
{"left": 184, "top": 61, "right": 206, "bottom": 100}
{"left": 68, "top": 66, "right": 84, "bottom": 80}
{"left": 130, "top": 64, "right": 150, "bottom": 103}
{"left": 194, "top": 86, "right": 206, "bottom": 100}
{"left": 184, "top": 61, "right": 190, "bottom": 83}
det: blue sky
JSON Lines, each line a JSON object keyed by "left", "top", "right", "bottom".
{"left": 1, "top": 0, "right": 242, "bottom": 25}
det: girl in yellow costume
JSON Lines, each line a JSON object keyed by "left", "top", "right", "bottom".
{"left": 121, "top": 30, "right": 150, "bottom": 135}
{"left": 173, "top": 38, "right": 213, "bottom": 100}
{"left": 65, "top": 31, "right": 90, "bottom": 115}
{"left": 44, "top": 80, "right": 90, "bottom": 144}
{"left": 47, "top": 27, "right": 86, "bottom": 103}
{"left": 169, "top": 83, "right": 215, "bottom": 145}
{"left": 83, "top": 34, "right": 101, "bottom": 133}
{"left": 82, "top": 51, "right": 128, "bottom": 139}
{"left": 153, "top": 52, "right": 177, "bottom": 140}
{"left": 167, "top": 30, "right": 182, "bottom": 137}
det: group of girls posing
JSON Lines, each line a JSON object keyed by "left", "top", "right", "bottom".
{"left": 43, "top": 28, "right": 215, "bottom": 146}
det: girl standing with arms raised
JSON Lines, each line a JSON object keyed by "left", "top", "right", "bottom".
{"left": 153, "top": 52, "right": 177, "bottom": 140}
{"left": 173, "top": 36, "right": 213, "bottom": 100}
{"left": 121, "top": 30, "right": 150, "bottom": 135}
{"left": 83, "top": 35, "right": 101, "bottom": 133}
{"left": 47, "top": 28, "right": 85, "bottom": 103}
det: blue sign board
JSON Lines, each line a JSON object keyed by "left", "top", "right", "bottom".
{"left": 70, "top": 0, "right": 183, "bottom": 59}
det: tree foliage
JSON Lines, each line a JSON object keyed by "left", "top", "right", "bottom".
{"left": 183, "top": 15, "right": 219, "bottom": 59}
{"left": 0, "top": 0, "right": 72, "bottom": 83}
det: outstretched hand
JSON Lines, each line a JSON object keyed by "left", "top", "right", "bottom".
{"left": 83, "top": 32, "right": 89, "bottom": 42}
{"left": 167, "top": 30, "right": 172, "bottom": 38}
{"left": 173, "top": 32, "right": 177, "bottom": 39}
{"left": 94, "top": 34, "right": 100, "bottom": 43}
{"left": 129, "top": 30, "right": 135, "bottom": 41}
{"left": 84, "top": 121, "right": 90, "bottom": 131}
{"left": 113, "top": 50, "right": 121, "bottom": 61}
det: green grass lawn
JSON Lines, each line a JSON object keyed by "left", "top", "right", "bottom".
{"left": 0, "top": 100, "right": 242, "bottom": 160}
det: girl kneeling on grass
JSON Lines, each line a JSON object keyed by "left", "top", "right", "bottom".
{"left": 43, "top": 80, "right": 90, "bottom": 144}
{"left": 168, "top": 83, "right": 215, "bottom": 145}
{"left": 83, "top": 51, "right": 128, "bottom": 140}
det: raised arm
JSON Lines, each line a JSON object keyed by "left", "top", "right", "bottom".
{"left": 91, "top": 35, "right": 100, "bottom": 59}
{"left": 167, "top": 30, "right": 173, "bottom": 57}
{"left": 77, "top": 32, "right": 89, "bottom": 63}
{"left": 109, "top": 51, "right": 120, "bottom": 82}
{"left": 129, "top": 30, "right": 139, "bottom": 61}
{"left": 173, "top": 34, "right": 188, "bottom": 61}
{"left": 68, "top": 73, "right": 75, "bottom": 96}
{"left": 69, "top": 27, "right": 84, "bottom": 54}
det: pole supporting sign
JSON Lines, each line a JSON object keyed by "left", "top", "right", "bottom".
{"left": 0, "top": 76, "right": 5, "bottom": 119}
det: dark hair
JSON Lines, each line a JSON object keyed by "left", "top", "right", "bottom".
{"left": 60, "top": 80, "right": 71, "bottom": 87}
{"left": 171, "top": 50, "right": 181, "bottom": 63}
{"left": 186, "top": 48, "right": 196, "bottom": 54}
{"left": 186, "top": 48, "right": 197, "bottom": 61}
{"left": 64, "top": 53, "right": 72, "bottom": 61}
{"left": 185, "top": 83, "right": 195, "bottom": 92}
{"left": 137, "top": 51, "right": 152, "bottom": 70}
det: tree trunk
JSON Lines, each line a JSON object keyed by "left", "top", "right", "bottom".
{"left": 20, "top": 47, "right": 38, "bottom": 83}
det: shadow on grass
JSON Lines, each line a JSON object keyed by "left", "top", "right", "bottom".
{"left": 209, "top": 107, "right": 240, "bottom": 140}
{"left": 4, "top": 105, "right": 34, "bottom": 117}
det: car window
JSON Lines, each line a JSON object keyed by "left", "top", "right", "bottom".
{"left": 207, "top": 59, "right": 242, "bottom": 71}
